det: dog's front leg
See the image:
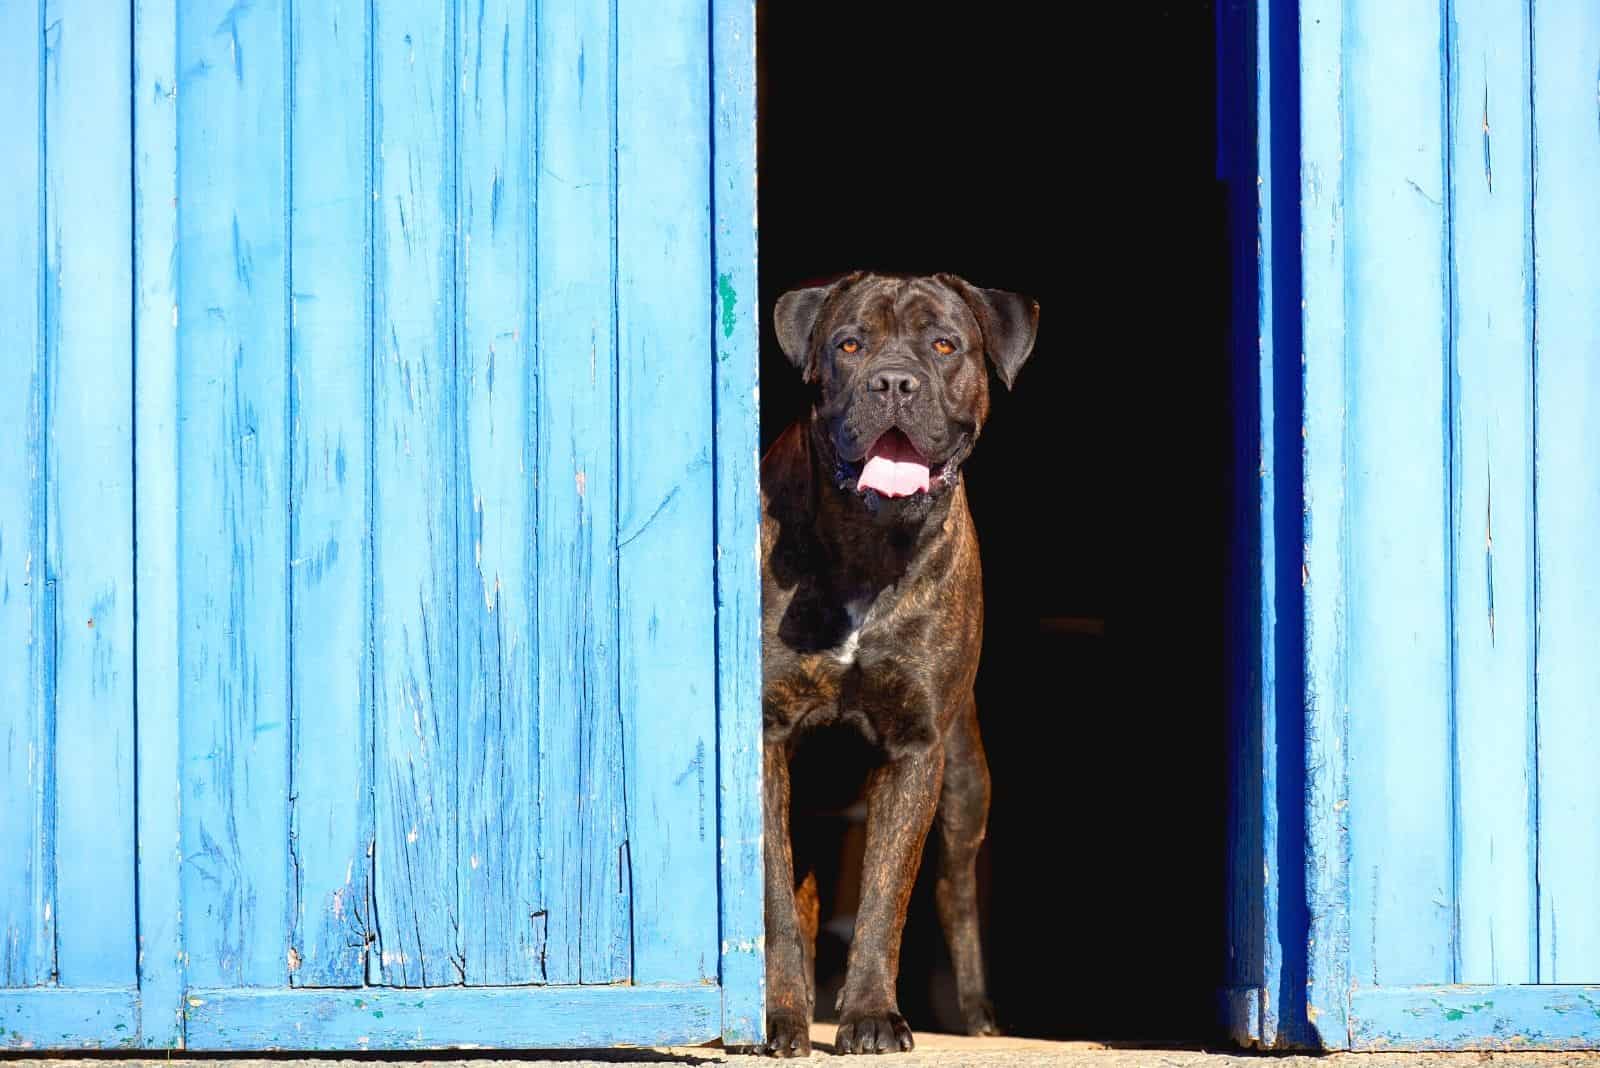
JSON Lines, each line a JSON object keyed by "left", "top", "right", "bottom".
{"left": 835, "top": 743, "right": 945, "bottom": 1054}
{"left": 764, "top": 740, "right": 812, "bottom": 1057}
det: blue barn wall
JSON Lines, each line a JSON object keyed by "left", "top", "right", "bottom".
{"left": 1, "top": 0, "right": 761, "bottom": 1051}
{"left": 1226, "top": 0, "right": 1600, "bottom": 1051}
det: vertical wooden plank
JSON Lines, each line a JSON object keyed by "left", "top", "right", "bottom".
{"left": 1299, "top": 0, "right": 1352, "bottom": 1046}
{"left": 1219, "top": 0, "right": 1267, "bottom": 1035}
{"left": 371, "top": 0, "right": 462, "bottom": 987}
{"left": 711, "top": 0, "right": 764, "bottom": 1043}
{"left": 456, "top": 0, "right": 542, "bottom": 987}
{"left": 1220, "top": 0, "right": 1304, "bottom": 1045}
{"left": 1342, "top": 0, "right": 1455, "bottom": 990}
{"left": 176, "top": 0, "right": 292, "bottom": 989}
{"left": 288, "top": 0, "right": 374, "bottom": 988}
{"left": 1260, "top": 0, "right": 1311, "bottom": 1040}
{"left": 1448, "top": 0, "right": 1537, "bottom": 986}
{"left": 1532, "top": 0, "right": 1600, "bottom": 985}
{"left": 134, "top": 0, "right": 186, "bottom": 1042}
{"left": 45, "top": 0, "right": 137, "bottom": 989}
{"left": 615, "top": 0, "right": 718, "bottom": 985}
{"left": 534, "top": 0, "right": 624, "bottom": 986}
{"left": 0, "top": 0, "right": 51, "bottom": 991}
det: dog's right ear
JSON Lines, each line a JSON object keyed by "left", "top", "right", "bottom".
{"left": 774, "top": 274, "right": 858, "bottom": 383}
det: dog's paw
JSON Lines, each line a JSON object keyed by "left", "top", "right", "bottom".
{"left": 835, "top": 1010, "right": 914, "bottom": 1054}
{"left": 764, "top": 1012, "right": 812, "bottom": 1058}
{"left": 961, "top": 997, "right": 1000, "bottom": 1037}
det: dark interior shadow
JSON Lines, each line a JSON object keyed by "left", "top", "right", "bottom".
{"left": 758, "top": 0, "right": 1229, "bottom": 1045}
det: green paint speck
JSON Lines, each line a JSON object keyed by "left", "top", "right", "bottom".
{"left": 718, "top": 273, "right": 738, "bottom": 340}
{"left": 114, "top": 1023, "right": 127, "bottom": 1031}
{"left": 373, "top": 1010, "right": 385, "bottom": 1019}
{"left": 1442, "top": 1000, "right": 1494, "bottom": 1022}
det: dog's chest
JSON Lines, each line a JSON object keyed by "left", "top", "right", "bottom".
{"left": 830, "top": 596, "right": 873, "bottom": 667}
{"left": 763, "top": 588, "right": 891, "bottom": 732}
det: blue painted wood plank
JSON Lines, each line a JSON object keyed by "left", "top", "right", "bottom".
{"left": 133, "top": 0, "right": 185, "bottom": 1044}
{"left": 371, "top": 0, "right": 462, "bottom": 987}
{"left": 176, "top": 0, "right": 292, "bottom": 989}
{"left": 455, "top": 0, "right": 542, "bottom": 987}
{"left": 1532, "top": 0, "right": 1600, "bottom": 986}
{"left": 533, "top": 0, "right": 625, "bottom": 987}
{"left": 1298, "top": 0, "right": 1352, "bottom": 1045}
{"left": 1351, "top": 985, "right": 1600, "bottom": 1050}
{"left": 1343, "top": 0, "right": 1455, "bottom": 990}
{"left": 44, "top": 0, "right": 137, "bottom": 990}
{"left": 182, "top": 984, "right": 720, "bottom": 1050}
{"left": 1219, "top": 0, "right": 1303, "bottom": 1046}
{"left": 710, "top": 0, "right": 765, "bottom": 1044}
{"left": 1447, "top": 0, "right": 1537, "bottom": 986}
{"left": 616, "top": 0, "right": 719, "bottom": 987}
{"left": 0, "top": 988, "right": 141, "bottom": 1051}
{"left": 1219, "top": 0, "right": 1267, "bottom": 1037}
{"left": 0, "top": 0, "right": 52, "bottom": 991}
{"left": 1250, "top": 0, "right": 1292, "bottom": 1039}
{"left": 288, "top": 0, "right": 375, "bottom": 989}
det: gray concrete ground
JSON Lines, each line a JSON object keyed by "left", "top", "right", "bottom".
{"left": 10, "top": 1026, "right": 1600, "bottom": 1068}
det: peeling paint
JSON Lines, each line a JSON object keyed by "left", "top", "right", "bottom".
{"left": 717, "top": 272, "right": 738, "bottom": 340}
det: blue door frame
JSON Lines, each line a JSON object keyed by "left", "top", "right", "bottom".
{"left": 1, "top": 0, "right": 762, "bottom": 1052}
{"left": 1223, "top": 0, "right": 1600, "bottom": 1051}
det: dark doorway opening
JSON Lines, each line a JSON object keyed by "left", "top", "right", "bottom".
{"left": 756, "top": 1, "right": 1229, "bottom": 1044}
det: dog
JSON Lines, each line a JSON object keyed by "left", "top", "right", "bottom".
{"left": 760, "top": 271, "right": 1040, "bottom": 1056}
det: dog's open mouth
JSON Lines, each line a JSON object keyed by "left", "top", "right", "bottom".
{"left": 833, "top": 428, "right": 966, "bottom": 499}
{"left": 857, "top": 429, "right": 933, "bottom": 498}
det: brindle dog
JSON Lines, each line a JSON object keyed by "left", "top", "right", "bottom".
{"left": 760, "top": 272, "right": 1040, "bottom": 1056}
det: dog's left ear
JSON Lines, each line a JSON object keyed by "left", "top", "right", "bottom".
{"left": 937, "top": 274, "right": 1041, "bottom": 390}
{"left": 774, "top": 273, "right": 861, "bottom": 383}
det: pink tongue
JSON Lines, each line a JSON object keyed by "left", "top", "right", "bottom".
{"left": 857, "top": 431, "right": 931, "bottom": 498}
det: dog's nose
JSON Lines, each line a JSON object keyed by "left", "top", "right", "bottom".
{"left": 868, "top": 369, "right": 921, "bottom": 396}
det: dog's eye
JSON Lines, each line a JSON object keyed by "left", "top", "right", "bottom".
{"left": 932, "top": 338, "right": 956, "bottom": 356}
{"left": 839, "top": 338, "right": 861, "bottom": 354}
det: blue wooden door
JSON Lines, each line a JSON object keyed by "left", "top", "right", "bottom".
{"left": 2, "top": 0, "right": 762, "bottom": 1051}
{"left": 0, "top": 1, "right": 141, "bottom": 1044}
{"left": 1225, "top": 0, "right": 1600, "bottom": 1050}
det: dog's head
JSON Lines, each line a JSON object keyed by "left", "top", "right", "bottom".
{"left": 775, "top": 272, "right": 1040, "bottom": 508}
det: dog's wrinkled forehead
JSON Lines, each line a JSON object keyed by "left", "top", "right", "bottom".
{"left": 822, "top": 277, "right": 978, "bottom": 344}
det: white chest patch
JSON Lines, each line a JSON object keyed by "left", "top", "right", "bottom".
{"left": 832, "top": 598, "right": 871, "bottom": 666}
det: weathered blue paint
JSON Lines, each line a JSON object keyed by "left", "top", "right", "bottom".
{"left": 1449, "top": 0, "right": 1537, "bottom": 987}
{"left": 288, "top": 0, "right": 377, "bottom": 989}
{"left": 1531, "top": 0, "right": 1600, "bottom": 988}
{"left": 533, "top": 0, "right": 629, "bottom": 987}
{"left": 1343, "top": 0, "right": 1455, "bottom": 991}
{"left": 617, "top": 0, "right": 720, "bottom": 986}
{"left": 1, "top": 989, "right": 141, "bottom": 1051}
{"left": 176, "top": 0, "right": 294, "bottom": 991}
{"left": 182, "top": 984, "right": 721, "bottom": 1050}
{"left": 371, "top": 0, "right": 462, "bottom": 989}
{"left": 4, "top": 0, "right": 760, "bottom": 1050}
{"left": 47, "top": 0, "right": 140, "bottom": 992}
{"left": 0, "top": 0, "right": 51, "bottom": 992}
{"left": 1352, "top": 986, "right": 1600, "bottom": 1050}
{"left": 710, "top": 0, "right": 765, "bottom": 1045}
{"left": 1231, "top": 0, "right": 1600, "bottom": 1050}
{"left": 454, "top": 0, "right": 542, "bottom": 990}
{"left": 1296, "top": 0, "right": 1352, "bottom": 1046}
{"left": 133, "top": 0, "right": 186, "bottom": 1046}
